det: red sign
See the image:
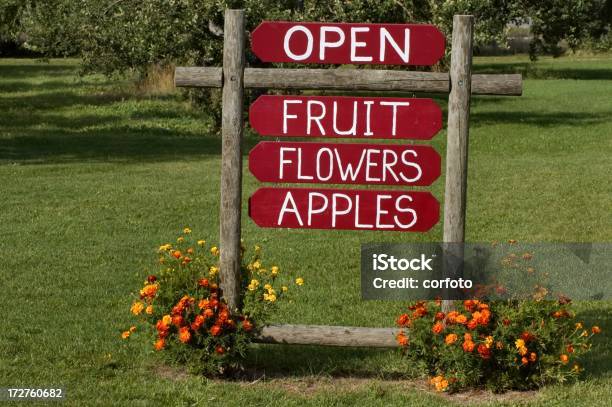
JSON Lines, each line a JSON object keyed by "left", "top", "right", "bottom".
{"left": 249, "top": 96, "right": 442, "bottom": 140}
{"left": 249, "top": 187, "right": 439, "bottom": 232}
{"left": 249, "top": 142, "right": 441, "bottom": 186}
{"left": 251, "top": 22, "right": 445, "bottom": 66}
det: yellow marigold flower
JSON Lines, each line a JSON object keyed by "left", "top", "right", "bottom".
{"left": 145, "top": 305, "right": 154, "bottom": 315}
{"left": 266, "top": 294, "right": 277, "bottom": 302}
{"left": 121, "top": 331, "right": 130, "bottom": 339}
{"left": 485, "top": 335, "right": 494, "bottom": 349}
{"left": 515, "top": 339, "right": 525, "bottom": 349}
{"left": 580, "top": 330, "right": 588, "bottom": 337}
{"left": 209, "top": 266, "right": 219, "bottom": 276}
{"left": 267, "top": 288, "right": 276, "bottom": 295}
{"left": 250, "top": 279, "right": 260, "bottom": 287}
{"left": 518, "top": 346, "right": 528, "bottom": 356}
{"left": 282, "top": 286, "right": 288, "bottom": 292}
{"left": 271, "top": 266, "right": 279, "bottom": 276}
{"left": 295, "top": 277, "right": 304, "bottom": 286}
{"left": 264, "top": 284, "right": 272, "bottom": 291}
{"left": 247, "top": 283, "right": 256, "bottom": 291}
{"left": 131, "top": 301, "right": 145, "bottom": 315}
{"left": 210, "top": 246, "right": 219, "bottom": 256}
{"left": 158, "top": 244, "right": 172, "bottom": 252}
{"left": 162, "top": 315, "right": 172, "bottom": 326}
{"left": 183, "top": 227, "right": 192, "bottom": 234}
{"left": 253, "top": 260, "right": 261, "bottom": 269}
{"left": 572, "top": 363, "right": 581, "bottom": 373}
{"left": 254, "top": 245, "right": 261, "bottom": 253}
{"left": 129, "top": 326, "right": 137, "bottom": 333}
{"left": 575, "top": 322, "right": 583, "bottom": 330}
{"left": 197, "top": 240, "right": 206, "bottom": 247}
{"left": 177, "top": 236, "right": 185, "bottom": 243}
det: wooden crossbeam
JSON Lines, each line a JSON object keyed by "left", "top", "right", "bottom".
{"left": 175, "top": 67, "right": 522, "bottom": 96}
{"left": 255, "top": 324, "right": 401, "bottom": 347}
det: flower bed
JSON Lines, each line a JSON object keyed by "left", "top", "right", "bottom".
{"left": 123, "top": 228, "right": 303, "bottom": 375}
{"left": 396, "top": 299, "right": 601, "bottom": 393}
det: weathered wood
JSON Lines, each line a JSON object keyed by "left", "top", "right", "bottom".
{"left": 219, "top": 9, "right": 245, "bottom": 312}
{"left": 175, "top": 66, "right": 222, "bottom": 88}
{"left": 175, "top": 67, "right": 522, "bottom": 96}
{"left": 442, "top": 15, "right": 473, "bottom": 312}
{"left": 255, "top": 324, "right": 402, "bottom": 347}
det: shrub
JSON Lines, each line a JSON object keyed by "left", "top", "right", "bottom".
{"left": 123, "top": 228, "right": 303, "bottom": 375}
{"left": 396, "top": 298, "right": 602, "bottom": 393}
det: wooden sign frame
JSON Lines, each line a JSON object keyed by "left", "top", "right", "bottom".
{"left": 174, "top": 10, "right": 522, "bottom": 347}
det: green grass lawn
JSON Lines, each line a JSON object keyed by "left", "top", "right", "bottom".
{"left": 0, "top": 54, "right": 610, "bottom": 406}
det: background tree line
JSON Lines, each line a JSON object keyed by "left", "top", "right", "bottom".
{"left": 1, "top": 0, "right": 610, "bottom": 129}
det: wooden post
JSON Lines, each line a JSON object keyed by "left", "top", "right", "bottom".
{"left": 442, "top": 15, "right": 473, "bottom": 312}
{"left": 219, "top": 9, "right": 245, "bottom": 312}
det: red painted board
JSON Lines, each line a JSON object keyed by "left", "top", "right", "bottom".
{"left": 249, "top": 141, "right": 441, "bottom": 186}
{"left": 249, "top": 95, "right": 442, "bottom": 140}
{"left": 251, "top": 22, "right": 445, "bottom": 66}
{"left": 249, "top": 187, "right": 439, "bottom": 232}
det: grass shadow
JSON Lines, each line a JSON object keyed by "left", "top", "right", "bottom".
{"left": 473, "top": 62, "right": 612, "bottom": 80}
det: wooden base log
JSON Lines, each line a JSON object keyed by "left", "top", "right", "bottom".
{"left": 254, "top": 324, "right": 402, "bottom": 348}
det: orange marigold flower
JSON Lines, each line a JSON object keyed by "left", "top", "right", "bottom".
{"left": 187, "top": 248, "right": 194, "bottom": 255}
{"left": 139, "top": 284, "right": 158, "bottom": 299}
{"left": 129, "top": 326, "right": 136, "bottom": 333}
{"left": 171, "top": 250, "right": 182, "bottom": 259}
{"left": 147, "top": 275, "right": 157, "bottom": 283}
{"left": 178, "top": 327, "right": 191, "bottom": 343}
{"left": 172, "top": 315, "right": 184, "bottom": 327}
{"left": 478, "top": 309, "right": 491, "bottom": 325}
{"left": 521, "top": 357, "right": 529, "bottom": 365}
{"left": 566, "top": 344, "right": 574, "bottom": 354}
{"left": 162, "top": 315, "right": 172, "bottom": 327}
{"left": 455, "top": 314, "right": 468, "bottom": 325}
{"left": 242, "top": 320, "right": 254, "bottom": 332}
{"left": 529, "top": 352, "right": 537, "bottom": 362}
{"left": 432, "top": 322, "right": 444, "bottom": 335}
{"left": 464, "top": 333, "right": 473, "bottom": 342}
{"left": 215, "top": 346, "right": 225, "bottom": 355}
{"left": 434, "top": 312, "right": 445, "bottom": 321}
{"left": 121, "top": 331, "right": 130, "bottom": 339}
{"left": 198, "top": 299, "right": 209, "bottom": 309}
{"left": 204, "top": 308, "right": 214, "bottom": 318}
{"left": 154, "top": 338, "right": 165, "bottom": 351}
{"left": 445, "top": 333, "right": 458, "bottom": 345}
{"left": 210, "top": 325, "right": 222, "bottom": 336}
{"left": 477, "top": 344, "right": 491, "bottom": 359}
{"left": 467, "top": 319, "right": 478, "bottom": 330}
{"left": 463, "top": 299, "right": 479, "bottom": 312}
{"left": 592, "top": 326, "right": 601, "bottom": 334}
{"left": 396, "top": 313, "right": 410, "bottom": 327}
{"left": 396, "top": 332, "right": 409, "bottom": 347}
{"left": 218, "top": 310, "right": 230, "bottom": 322}
{"left": 462, "top": 340, "right": 475, "bottom": 352}
{"left": 131, "top": 301, "right": 144, "bottom": 315}
{"left": 560, "top": 354, "right": 569, "bottom": 364}
{"left": 446, "top": 311, "right": 459, "bottom": 324}
{"left": 430, "top": 375, "right": 449, "bottom": 392}
{"left": 496, "top": 341, "right": 504, "bottom": 350}
{"left": 502, "top": 318, "right": 511, "bottom": 326}
{"left": 191, "top": 315, "right": 205, "bottom": 331}
{"left": 198, "top": 278, "right": 209, "bottom": 287}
